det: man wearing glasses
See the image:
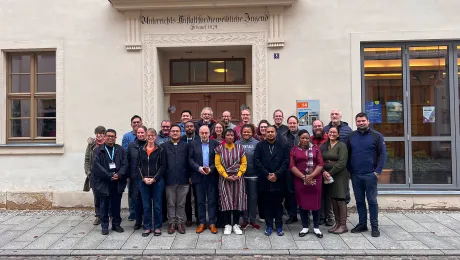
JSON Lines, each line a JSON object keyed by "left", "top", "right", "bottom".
{"left": 92, "top": 129, "right": 128, "bottom": 235}
{"left": 273, "top": 109, "right": 289, "bottom": 137}
{"left": 156, "top": 120, "right": 172, "bottom": 145}
{"left": 195, "top": 107, "right": 216, "bottom": 135}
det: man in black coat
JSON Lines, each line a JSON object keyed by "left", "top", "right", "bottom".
{"left": 92, "top": 129, "right": 128, "bottom": 235}
{"left": 255, "top": 125, "right": 289, "bottom": 237}
{"left": 188, "top": 125, "right": 220, "bottom": 234}
{"left": 181, "top": 120, "right": 199, "bottom": 227}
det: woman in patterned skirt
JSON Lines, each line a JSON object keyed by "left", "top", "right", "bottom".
{"left": 215, "top": 129, "right": 248, "bottom": 235}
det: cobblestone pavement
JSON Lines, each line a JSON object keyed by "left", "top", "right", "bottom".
{"left": 0, "top": 210, "right": 460, "bottom": 257}
{"left": 0, "top": 257, "right": 460, "bottom": 260}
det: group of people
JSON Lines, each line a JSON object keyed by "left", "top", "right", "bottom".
{"left": 84, "top": 107, "right": 386, "bottom": 238}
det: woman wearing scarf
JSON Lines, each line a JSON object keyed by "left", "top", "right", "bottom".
{"left": 289, "top": 129, "right": 324, "bottom": 238}
{"left": 215, "top": 129, "right": 247, "bottom": 235}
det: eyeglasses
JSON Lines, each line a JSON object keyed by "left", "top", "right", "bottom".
{"left": 260, "top": 126, "right": 268, "bottom": 128}
{"left": 132, "top": 121, "right": 141, "bottom": 124}
{"left": 170, "top": 130, "right": 180, "bottom": 133}
{"left": 161, "top": 125, "right": 171, "bottom": 128}
{"left": 106, "top": 135, "right": 116, "bottom": 139}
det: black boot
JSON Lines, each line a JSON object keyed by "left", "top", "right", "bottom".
{"left": 285, "top": 216, "right": 298, "bottom": 224}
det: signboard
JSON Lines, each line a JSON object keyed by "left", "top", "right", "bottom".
{"left": 296, "top": 100, "right": 320, "bottom": 134}
{"left": 423, "top": 106, "right": 435, "bottom": 123}
{"left": 365, "top": 101, "right": 382, "bottom": 124}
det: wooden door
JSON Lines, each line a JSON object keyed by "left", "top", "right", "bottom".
{"left": 170, "top": 93, "right": 246, "bottom": 124}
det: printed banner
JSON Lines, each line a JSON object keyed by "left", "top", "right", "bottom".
{"left": 365, "top": 101, "right": 382, "bottom": 124}
{"left": 386, "top": 101, "right": 403, "bottom": 123}
{"left": 296, "top": 100, "right": 320, "bottom": 134}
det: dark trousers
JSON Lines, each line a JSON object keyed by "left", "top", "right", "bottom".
{"left": 195, "top": 182, "right": 217, "bottom": 225}
{"left": 140, "top": 178, "right": 165, "bottom": 230}
{"left": 134, "top": 192, "right": 143, "bottom": 225}
{"left": 223, "top": 210, "right": 241, "bottom": 226}
{"left": 346, "top": 181, "right": 351, "bottom": 204}
{"left": 243, "top": 178, "right": 258, "bottom": 223}
{"left": 185, "top": 184, "right": 198, "bottom": 222}
{"left": 263, "top": 191, "right": 283, "bottom": 229}
{"left": 299, "top": 209, "right": 320, "bottom": 229}
{"left": 320, "top": 184, "right": 333, "bottom": 221}
{"left": 284, "top": 191, "right": 297, "bottom": 217}
{"left": 352, "top": 172, "right": 379, "bottom": 228}
{"left": 92, "top": 187, "right": 101, "bottom": 217}
{"left": 100, "top": 182, "right": 122, "bottom": 230}
{"left": 128, "top": 185, "right": 135, "bottom": 217}
{"left": 257, "top": 191, "right": 265, "bottom": 219}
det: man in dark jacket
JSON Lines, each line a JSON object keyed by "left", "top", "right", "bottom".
{"left": 156, "top": 120, "right": 172, "bottom": 145}
{"left": 161, "top": 125, "right": 190, "bottom": 234}
{"left": 126, "top": 126, "right": 147, "bottom": 230}
{"left": 195, "top": 107, "right": 216, "bottom": 135}
{"left": 188, "top": 125, "right": 220, "bottom": 234}
{"left": 273, "top": 109, "right": 289, "bottom": 137}
{"left": 347, "top": 112, "right": 386, "bottom": 237}
{"left": 281, "top": 116, "right": 300, "bottom": 224}
{"left": 181, "top": 120, "right": 199, "bottom": 226}
{"left": 324, "top": 109, "right": 353, "bottom": 144}
{"left": 91, "top": 129, "right": 128, "bottom": 235}
{"left": 255, "top": 125, "right": 289, "bottom": 236}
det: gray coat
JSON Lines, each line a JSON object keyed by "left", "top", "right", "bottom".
{"left": 83, "top": 137, "right": 98, "bottom": 191}
{"left": 236, "top": 137, "right": 259, "bottom": 178}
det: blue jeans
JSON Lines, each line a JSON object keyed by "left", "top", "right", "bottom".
{"left": 195, "top": 181, "right": 217, "bottom": 225}
{"left": 352, "top": 172, "right": 379, "bottom": 228}
{"left": 100, "top": 182, "right": 122, "bottom": 230}
{"left": 139, "top": 178, "right": 165, "bottom": 230}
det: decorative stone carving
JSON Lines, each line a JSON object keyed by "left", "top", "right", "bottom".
{"left": 125, "top": 12, "right": 142, "bottom": 51}
{"left": 142, "top": 32, "right": 268, "bottom": 126}
{"left": 267, "top": 6, "right": 286, "bottom": 48}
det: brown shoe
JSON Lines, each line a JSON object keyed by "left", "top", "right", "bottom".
{"left": 196, "top": 224, "right": 206, "bottom": 234}
{"left": 168, "top": 223, "right": 176, "bottom": 234}
{"left": 178, "top": 223, "right": 186, "bottom": 234}
{"left": 209, "top": 224, "right": 218, "bottom": 234}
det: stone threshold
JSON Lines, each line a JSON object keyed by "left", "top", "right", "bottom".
{"left": 0, "top": 249, "right": 458, "bottom": 256}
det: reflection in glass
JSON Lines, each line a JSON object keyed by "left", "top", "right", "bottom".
{"left": 171, "top": 62, "right": 189, "bottom": 84}
{"left": 37, "top": 99, "right": 56, "bottom": 117}
{"left": 37, "top": 119, "right": 56, "bottom": 137}
{"left": 11, "top": 55, "right": 31, "bottom": 73}
{"left": 208, "top": 61, "right": 225, "bottom": 83}
{"left": 10, "top": 119, "right": 30, "bottom": 137}
{"left": 363, "top": 47, "right": 404, "bottom": 137}
{"left": 37, "top": 54, "right": 56, "bottom": 73}
{"left": 226, "top": 60, "right": 244, "bottom": 83}
{"left": 10, "top": 74, "right": 30, "bottom": 93}
{"left": 381, "top": 141, "right": 405, "bottom": 184}
{"left": 409, "top": 46, "right": 450, "bottom": 137}
{"left": 190, "top": 61, "right": 206, "bottom": 83}
{"left": 412, "top": 141, "right": 452, "bottom": 184}
{"left": 37, "top": 74, "right": 56, "bottom": 92}
{"left": 11, "top": 100, "right": 31, "bottom": 118}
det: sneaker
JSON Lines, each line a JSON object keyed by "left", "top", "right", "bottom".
{"left": 93, "top": 217, "right": 101, "bottom": 225}
{"left": 259, "top": 218, "right": 265, "bottom": 223}
{"left": 351, "top": 224, "right": 368, "bottom": 233}
{"left": 249, "top": 222, "right": 261, "bottom": 230}
{"left": 371, "top": 228, "right": 380, "bottom": 237}
{"left": 223, "top": 225, "right": 232, "bottom": 235}
{"left": 133, "top": 223, "right": 142, "bottom": 230}
{"left": 240, "top": 221, "right": 249, "bottom": 229}
{"left": 264, "top": 226, "right": 273, "bottom": 236}
{"left": 233, "top": 224, "right": 243, "bottom": 235}
{"left": 111, "top": 226, "right": 124, "bottom": 233}
{"left": 276, "top": 227, "right": 284, "bottom": 236}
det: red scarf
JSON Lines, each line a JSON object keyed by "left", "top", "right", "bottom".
{"left": 95, "top": 137, "right": 105, "bottom": 146}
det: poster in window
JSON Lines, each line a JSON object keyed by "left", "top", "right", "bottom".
{"left": 296, "top": 100, "right": 320, "bottom": 134}
{"left": 423, "top": 106, "right": 435, "bottom": 123}
{"left": 365, "top": 101, "right": 382, "bottom": 124}
{"left": 386, "top": 101, "right": 403, "bottom": 123}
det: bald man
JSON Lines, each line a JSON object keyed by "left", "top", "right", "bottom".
{"left": 324, "top": 109, "right": 352, "bottom": 144}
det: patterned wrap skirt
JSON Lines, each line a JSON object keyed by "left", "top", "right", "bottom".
{"left": 219, "top": 173, "right": 247, "bottom": 211}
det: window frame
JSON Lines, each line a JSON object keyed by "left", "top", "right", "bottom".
{"left": 169, "top": 58, "right": 246, "bottom": 86}
{"left": 6, "top": 52, "right": 56, "bottom": 143}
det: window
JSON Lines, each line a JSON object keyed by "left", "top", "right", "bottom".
{"left": 170, "top": 59, "right": 245, "bottom": 85}
{"left": 7, "top": 52, "right": 56, "bottom": 142}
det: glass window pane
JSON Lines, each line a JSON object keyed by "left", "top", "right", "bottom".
{"left": 37, "top": 99, "right": 56, "bottom": 117}
{"left": 208, "top": 61, "right": 225, "bottom": 83}
{"left": 363, "top": 47, "right": 404, "bottom": 137}
{"left": 10, "top": 74, "right": 30, "bottom": 93}
{"left": 37, "top": 119, "right": 56, "bottom": 137}
{"left": 37, "top": 74, "right": 56, "bottom": 92}
{"left": 171, "top": 61, "right": 189, "bottom": 84}
{"left": 190, "top": 61, "right": 206, "bottom": 83}
{"left": 11, "top": 55, "right": 31, "bottom": 73}
{"left": 381, "top": 141, "right": 406, "bottom": 184}
{"left": 10, "top": 99, "right": 31, "bottom": 118}
{"left": 409, "top": 46, "right": 450, "bottom": 137}
{"left": 10, "top": 119, "right": 30, "bottom": 137}
{"left": 412, "top": 141, "right": 452, "bottom": 184}
{"left": 226, "top": 60, "right": 244, "bottom": 83}
{"left": 37, "top": 53, "right": 56, "bottom": 73}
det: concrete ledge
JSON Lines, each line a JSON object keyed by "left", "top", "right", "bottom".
{"left": 364, "top": 250, "right": 445, "bottom": 256}
{"left": 6, "top": 192, "right": 52, "bottom": 210}
{"left": 413, "top": 195, "right": 460, "bottom": 210}
{"left": 53, "top": 192, "right": 128, "bottom": 209}
{"left": 0, "top": 250, "right": 72, "bottom": 256}
{"left": 143, "top": 249, "right": 215, "bottom": 255}
{"left": 289, "top": 250, "right": 366, "bottom": 256}
{"left": 71, "top": 250, "right": 143, "bottom": 256}
{"left": 216, "top": 250, "right": 289, "bottom": 255}
{"left": 441, "top": 250, "right": 460, "bottom": 256}
{"left": 0, "top": 192, "right": 6, "bottom": 208}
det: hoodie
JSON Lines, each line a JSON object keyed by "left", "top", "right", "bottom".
{"left": 236, "top": 137, "right": 260, "bottom": 178}
{"left": 155, "top": 131, "right": 171, "bottom": 146}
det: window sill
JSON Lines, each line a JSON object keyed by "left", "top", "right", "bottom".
{"left": 0, "top": 143, "right": 64, "bottom": 155}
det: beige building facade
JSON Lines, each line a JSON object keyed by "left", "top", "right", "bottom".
{"left": 0, "top": 0, "right": 460, "bottom": 209}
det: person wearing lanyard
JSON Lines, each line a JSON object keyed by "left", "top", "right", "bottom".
{"left": 92, "top": 129, "right": 128, "bottom": 235}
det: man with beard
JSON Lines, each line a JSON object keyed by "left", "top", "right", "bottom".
{"left": 221, "top": 111, "right": 236, "bottom": 130}
{"left": 181, "top": 120, "right": 199, "bottom": 226}
{"left": 312, "top": 120, "right": 333, "bottom": 227}
{"left": 178, "top": 110, "right": 192, "bottom": 137}
{"left": 273, "top": 109, "right": 289, "bottom": 137}
{"left": 281, "top": 116, "right": 300, "bottom": 224}
{"left": 195, "top": 107, "right": 216, "bottom": 135}
{"left": 347, "top": 112, "right": 386, "bottom": 237}
{"left": 156, "top": 120, "right": 172, "bottom": 145}
{"left": 324, "top": 109, "right": 352, "bottom": 144}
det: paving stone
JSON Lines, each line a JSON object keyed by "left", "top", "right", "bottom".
{"left": 406, "top": 213, "right": 439, "bottom": 223}
{"left": 442, "top": 250, "right": 460, "bottom": 255}
{"left": 96, "top": 230, "right": 133, "bottom": 250}
{"left": 289, "top": 249, "right": 366, "bottom": 255}
{"left": 0, "top": 249, "right": 72, "bottom": 256}
{"left": 195, "top": 233, "right": 222, "bottom": 250}
{"left": 318, "top": 233, "right": 349, "bottom": 249}
{"left": 70, "top": 249, "right": 143, "bottom": 256}
{"left": 36, "top": 216, "right": 68, "bottom": 228}
{"left": 121, "top": 230, "right": 153, "bottom": 249}
{"left": 244, "top": 233, "right": 270, "bottom": 249}
{"left": 47, "top": 220, "right": 82, "bottom": 234}
{"left": 66, "top": 215, "right": 88, "bottom": 221}
{"left": 220, "top": 235, "right": 244, "bottom": 249}
{"left": 442, "top": 236, "right": 460, "bottom": 249}
{"left": 341, "top": 236, "right": 376, "bottom": 249}
{"left": 0, "top": 214, "right": 15, "bottom": 223}
{"left": 295, "top": 240, "right": 323, "bottom": 249}
{"left": 0, "top": 241, "right": 31, "bottom": 249}
{"left": 378, "top": 215, "right": 397, "bottom": 226}
{"left": 144, "top": 249, "right": 215, "bottom": 255}
{"left": 72, "top": 231, "right": 107, "bottom": 249}
{"left": 9, "top": 216, "right": 49, "bottom": 231}
{"left": 48, "top": 237, "right": 83, "bottom": 249}
{"left": 145, "top": 236, "right": 175, "bottom": 249}
{"left": 269, "top": 233, "right": 297, "bottom": 249}
{"left": 0, "top": 231, "right": 25, "bottom": 247}
{"left": 446, "top": 213, "right": 460, "bottom": 222}
{"left": 24, "top": 233, "right": 63, "bottom": 249}
{"left": 428, "top": 214, "right": 460, "bottom": 231}
{"left": 1, "top": 216, "right": 31, "bottom": 225}
{"left": 0, "top": 224, "right": 16, "bottom": 234}
{"left": 412, "top": 233, "right": 457, "bottom": 249}
{"left": 216, "top": 249, "right": 289, "bottom": 255}
{"left": 364, "top": 249, "right": 444, "bottom": 255}
{"left": 362, "top": 232, "right": 402, "bottom": 249}
{"left": 380, "top": 225, "right": 417, "bottom": 241}
{"left": 13, "top": 227, "right": 51, "bottom": 242}
{"left": 63, "top": 223, "right": 95, "bottom": 238}
{"left": 397, "top": 240, "right": 430, "bottom": 249}
{"left": 419, "top": 222, "right": 460, "bottom": 237}
{"left": 396, "top": 219, "right": 430, "bottom": 233}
